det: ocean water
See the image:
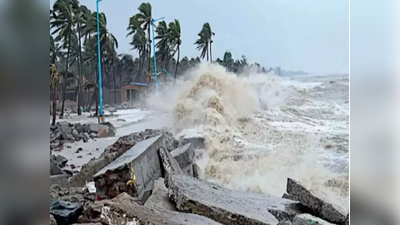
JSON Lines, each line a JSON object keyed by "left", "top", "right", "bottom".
{"left": 146, "top": 64, "right": 349, "bottom": 210}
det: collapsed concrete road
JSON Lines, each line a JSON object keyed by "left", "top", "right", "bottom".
{"left": 93, "top": 135, "right": 165, "bottom": 203}
{"left": 168, "top": 174, "right": 306, "bottom": 225}
{"left": 286, "top": 178, "right": 348, "bottom": 224}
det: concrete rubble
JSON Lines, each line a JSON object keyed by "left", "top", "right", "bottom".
{"left": 49, "top": 128, "right": 349, "bottom": 225}
{"left": 286, "top": 178, "right": 348, "bottom": 224}
{"left": 171, "top": 143, "right": 196, "bottom": 176}
{"left": 168, "top": 174, "right": 305, "bottom": 225}
{"left": 93, "top": 135, "right": 165, "bottom": 203}
{"left": 69, "top": 129, "right": 176, "bottom": 187}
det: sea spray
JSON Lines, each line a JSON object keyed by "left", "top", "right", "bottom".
{"left": 145, "top": 63, "right": 349, "bottom": 210}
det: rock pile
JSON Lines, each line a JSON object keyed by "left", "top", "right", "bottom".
{"left": 50, "top": 122, "right": 116, "bottom": 144}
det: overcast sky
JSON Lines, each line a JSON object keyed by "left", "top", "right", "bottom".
{"left": 50, "top": 0, "right": 349, "bottom": 75}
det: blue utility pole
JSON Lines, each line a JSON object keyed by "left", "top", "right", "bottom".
{"left": 96, "top": 0, "right": 104, "bottom": 123}
{"left": 151, "top": 17, "right": 164, "bottom": 93}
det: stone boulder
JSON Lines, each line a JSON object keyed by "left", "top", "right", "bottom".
{"left": 52, "top": 155, "right": 68, "bottom": 168}
{"left": 50, "top": 199, "right": 83, "bottom": 225}
{"left": 51, "top": 158, "right": 63, "bottom": 175}
{"left": 50, "top": 214, "right": 57, "bottom": 225}
{"left": 97, "top": 122, "right": 116, "bottom": 138}
{"left": 169, "top": 174, "right": 305, "bottom": 225}
{"left": 50, "top": 174, "right": 70, "bottom": 188}
{"left": 286, "top": 178, "right": 347, "bottom": 224}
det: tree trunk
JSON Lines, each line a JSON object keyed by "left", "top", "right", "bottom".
{"left": 138, "top": 52, "right": 145, "bottom": 82}
{"left": 60, "top": 31, "right": 72, "bottom": 118}
{"left": 174, "top": 45, "right": 180, "bottom": 84}
{"left": 210, "top": 41, "right": 213, "bottom": 62}
{"left": 77, "top": 22, "right": 83, "bottom": 115}
{"left": 52, "top": 84, "right": 57, "bottom": 126}
{"left": 148, "top": 25, "right": 151, "bottom": 76}
{"left": 112, "top": 58, "right": 117, "bottom": 105}
{"left": 206, "top": 45, "right": 209, "bottom": 62}
{"left": 95, "top": 91, "right": 99, "bottom": 117}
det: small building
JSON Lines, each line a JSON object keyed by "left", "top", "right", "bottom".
{"left": 120, "top": 82, "right": 147, "bottom": 102}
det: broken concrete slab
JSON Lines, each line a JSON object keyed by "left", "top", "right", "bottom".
{"left": 282, "top": 193, "right": 297, "bottom": 201}
{"left": 169, "top": 174, "right": 305, "bottom": 225}
{"left": 70, "top": 130, "right": 175, "bottom": 187}
{"left": 292, "top": 214, "right": 334, "bottom": 225}
{"left": 159, "top": 147, "right": 182, "bottom": 189}
{"left": 50, "top": 174, "right": 70, "bottom": 188}
{"left": 179, "top": 131, "right": 206, "bottom": 150}
{"left": 145, "top": 178, "right": 222, "bottom": 225}
{"left": 171, "top": 143, "right": 195, "bottom": 169}
{"left": 91, "top": 193, "right": 222, "bottom": 225}
{"left": 94, "top": 135, "right": 165, "bottom": 203}
{"left": 286, "top": 178, "right": 347, "bottom": 224}
{"left": 144, "top": 178, "right": 178, "bottom": 211}
{"left": 278, "top": 221, "right": 292, "bottom": 225}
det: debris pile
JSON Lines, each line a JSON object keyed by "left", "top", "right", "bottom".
{"left": 50, "top": 121, "right": 116, "bottom": 146}
{"left": 49, "top": 130, "right": 349, "bottom": 225}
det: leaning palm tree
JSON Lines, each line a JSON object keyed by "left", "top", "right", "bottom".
{"left": 132, "top": 3, "right": 152, "bottom": 75}
{"left": 194, "top": 23, "right": 215, "bottom": 62}
{"left": 155, "top": 21, "right": 171, "bottom": 71}
{"left": 194, "top": 30, "right": 208, "bottom": 61}
{"left": 168, "top": 19, "right": 181, "bottom": 81}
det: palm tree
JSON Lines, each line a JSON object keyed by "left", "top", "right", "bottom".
{"left": 194, "top": 30, "right": 208, "bottom": 61}
{"left": 83, "top": 11, "right": 118, "bottom": 107}
{"left": 194, "top": 23, "right": 215, "bottom": 62}
{"left": 168, "top": 19, "right": 181, "bottom": 81}
{"left": 50, "top": 35, "right": 61, "bottom": 64}
{"left": 132, "top": 3, "right": 152, "bottom": 75}
{"left": 83, "top": 81, "right": 99, "bottom": 116}
{"left": 155, "top": 20, "right": 172, "bottom": 79}
{"left": 50, "top": 0, "right": 79, "bottom": 118}
{"left": 50, "top": 63, "right": 60, "bottom": 126}
{"left": 74, "top": 4, "right": 91, "bottom": 115}
{"left": 203, "top": 23, "right": 215, "bottom": 62}
{"left": 129, "top": 27, "right": 147, "bottom": 82}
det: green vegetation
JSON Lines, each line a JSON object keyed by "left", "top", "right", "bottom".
{"left": 50, "top": 1, "right": 270, "bottom": 121}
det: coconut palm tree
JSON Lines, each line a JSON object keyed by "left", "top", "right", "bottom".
{"left": 155, "top": 20, "right": 172, "bottom": 78}
{"left": 194, "top": 30, "right": 208, "bottom": 61}
{"left": 50, "top": 35, "right": 61, "bottom": 64}
{"left": 194, "top": 23, "right": 215, "bottom": 62}
{"left": 131, "top": 3, "right": 152, "bottom": 75}
{"left": 50, "top": 63, "right": 60, "bottom": 126}
{"left": 50, "top": 0, "right": 79, "bottom": 118}
{"left": 129, "top": 27, "right": 147, "bottom": 82}
{"left": 83, "top": 11, "right": 118, "bottom": 107}
{"left": 168, "top": 19, "right": 181, "bottom": 81}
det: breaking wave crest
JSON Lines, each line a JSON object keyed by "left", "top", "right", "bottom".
{"left": 147, "top": 63, "right": 349, "bottom": 210}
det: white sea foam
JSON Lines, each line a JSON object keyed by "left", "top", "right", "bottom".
{"left": 146, "top": 63, "right": 349, "bottom": 210}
